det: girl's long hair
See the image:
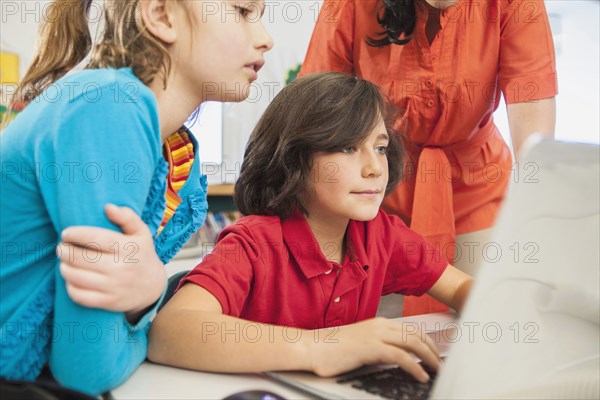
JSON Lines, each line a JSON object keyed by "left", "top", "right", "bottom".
{"left": 3, "top": 0, "right": 184, "bottom": 127}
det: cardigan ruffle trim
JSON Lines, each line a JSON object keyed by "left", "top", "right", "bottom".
{"left": 142, "top": 158, "right": 169, "bottom": 235}
{"left": 0, "top": 273, "right": 54, "bottom": 380}
{"left": 155, "top": 174, "right": 208, "bottom": 264}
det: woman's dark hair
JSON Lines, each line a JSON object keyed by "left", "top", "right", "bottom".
{"left": 367, "top": 0, "right": 417, "bottom": 47}
{"left": 234, "top": 72, "right": 405, "bottom": 219}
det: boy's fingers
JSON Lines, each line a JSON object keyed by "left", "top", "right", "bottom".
{"left": 387, "top": 332, "right": 441, "bottom": 373}
{"left": 104, "top": 204, "right": 147, "bottom": 235}
{"left": 423, "top": 332, "right": 441, "bottom": 362}
{"left": 383, "top": 347, "right": 430, "bottom": 383}
{"left": 413, "top": 339, "right": 441, "bottom": 372}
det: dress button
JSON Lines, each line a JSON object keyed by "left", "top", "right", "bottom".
{"left": 425, "top": 80, "right": 433, "bottom": 87}
{"left": 431, "top": 56, "right": 438, "bottom": 62}
{"left": 334, "top": 297, "right": 341, "bottom": 303}
{"left": 427, "top": 99, "right": 435, "bottom": 107}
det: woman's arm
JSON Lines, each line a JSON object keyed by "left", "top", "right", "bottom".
{"left": 149, "top": 283, "right": 443, "bottom": 382}
{"left": 499, "top": 0, "right": 557, "bottom": 156}
{"left": 507, "top": 97, "right": 556, "bottom": 156}
{"left": 299, "top": 0, "right": 355, "bottom": 76}
{"left": 427, "top": 265, "right": 473, "bottom": 314}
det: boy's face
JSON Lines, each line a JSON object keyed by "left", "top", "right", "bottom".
{"left": 305, "top": 118, "right": 390, "bottom": 227}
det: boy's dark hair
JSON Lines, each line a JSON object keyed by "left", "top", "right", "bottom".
{"left": 234, "top": 72, "right": 405, "bottom": 219}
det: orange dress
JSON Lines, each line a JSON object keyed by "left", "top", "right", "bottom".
{"left": 300, "top": 0, "right": 557, "bottom": 315}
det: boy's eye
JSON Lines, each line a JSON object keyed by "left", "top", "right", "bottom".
{"left": 341, "top": 147, "right": 356, "bottom": 154}
{"left": 376, "top": 146, "right": 388, "bottom": 154}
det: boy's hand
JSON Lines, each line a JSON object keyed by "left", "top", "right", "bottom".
{"left": 308, "top": 317, "right": 441, "bottom": 383}
{"left": 57, "top": 204, "right": 167, "bottom": 323}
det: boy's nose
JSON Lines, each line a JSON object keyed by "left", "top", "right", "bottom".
{"left": 362, "top": 154, "right": 384, "bottom": 177}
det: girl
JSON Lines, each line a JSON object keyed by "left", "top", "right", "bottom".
{"left": 0, "top": 0, "right": 272, "bottom": 395}
{"left": 148, "top": 73, "right": 472, "bottom": 382}
{"left": 300, "top": 0, "right": 557, "bottom": 316}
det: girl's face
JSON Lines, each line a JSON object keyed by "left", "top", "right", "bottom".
{"left": 305, "top": 118, "right": 390, "bottom": 228}
{"left": 172, "top": 0, "right": 273, "bottom": 102}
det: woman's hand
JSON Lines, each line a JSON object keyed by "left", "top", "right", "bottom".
{"left": 57, "top": 204, "right": 167, "bottom": 323}
{"left": 308, "top": 317, "right": 441, "bottom": 383}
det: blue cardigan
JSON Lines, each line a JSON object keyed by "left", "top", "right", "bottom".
{"left": 0, "top": 68, "right": 207, "bottom": 394}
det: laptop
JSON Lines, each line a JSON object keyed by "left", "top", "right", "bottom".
{"left": 266, "top": 137, "right": 600, "bottom": 400}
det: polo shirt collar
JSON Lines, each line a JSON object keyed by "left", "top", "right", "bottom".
{"left": 281, "top": 210, "right": 370, "bottom": 279}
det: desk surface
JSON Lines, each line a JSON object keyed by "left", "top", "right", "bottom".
{"left": 111, "top": 313, "right": 454, "bottom": 399}
{"left": 111, "top": 363, "right": 308, "bottom": 399}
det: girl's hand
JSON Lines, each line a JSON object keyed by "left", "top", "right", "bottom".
{"left": 57, "top": 204, "right": 167, "bottom": 323}
{"left": 308, "top": 317, "right": 441, "bottom": 383}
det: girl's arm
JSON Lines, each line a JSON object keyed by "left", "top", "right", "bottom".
{"left": 427, "top": 265, "right": 473, "bottom": 314}
{"left": 149, "top": 283, "right": 442, "bottom": 383}
{"left": 41, "top": 78, "right": 165, "bottom": 395}
{"left": 58, "top": 204, "right": 166, "bottom": 323}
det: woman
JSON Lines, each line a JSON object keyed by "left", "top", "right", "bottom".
{"left": 299, "top": 0, "right": 557, "bottom": 315}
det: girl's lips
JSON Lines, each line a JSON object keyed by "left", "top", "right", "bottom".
{"left": 253, "top": 60, "right": 265, "bottom": 73}
{"left": 244, "top": 66, "right": 258, "bottom": 80}
{"left": 244, "top": 60, "right": 264, "bottom": 80}
{"left": 245, "top": 60, "right": 265, "bottom": 72}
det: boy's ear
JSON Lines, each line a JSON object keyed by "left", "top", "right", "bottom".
{"left": 139, "top": 0, "right": 177, "bottom": 44}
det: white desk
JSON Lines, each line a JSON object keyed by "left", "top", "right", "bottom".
{"left": 111, "top": 313, "right": 455, "bottom": 399}
{"left": 110, "top": 363, "right": 310, "bottom": 399}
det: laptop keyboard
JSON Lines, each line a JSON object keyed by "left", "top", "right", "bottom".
{"left": 336, "top": 365, "right": 437, "bottom": 400}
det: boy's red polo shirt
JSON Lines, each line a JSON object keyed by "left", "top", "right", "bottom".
{"left": 181, "top": 210, "right": 448, "bottom": 329}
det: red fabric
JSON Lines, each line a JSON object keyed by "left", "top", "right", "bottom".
{"left": 181, "top": 210, "right": 448, "bottom": 328}
{"left": 300, "top": 0, "right": 557, "bottom": 315}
